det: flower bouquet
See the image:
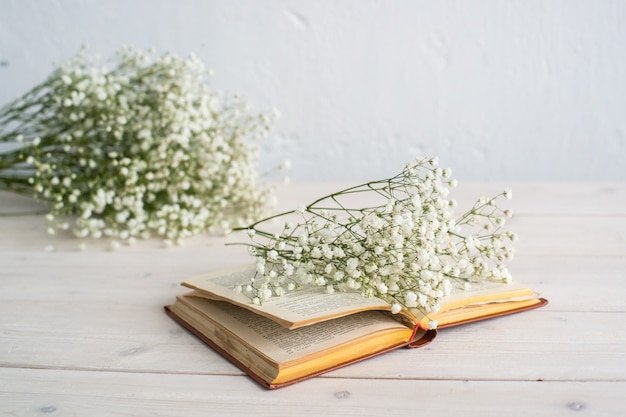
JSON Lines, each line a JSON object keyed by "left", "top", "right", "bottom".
{"left": 232, "top": 158, "right": 516, "bottom": 326}
{"left": 0, "top": 46, "right": 280, "bottom": 247}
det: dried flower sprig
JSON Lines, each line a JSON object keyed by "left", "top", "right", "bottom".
{"left": 0, "top": 46, "right": 282, "bottom": 246}
{"left": 231, "top": 158, "right": 516, "bottom": 327}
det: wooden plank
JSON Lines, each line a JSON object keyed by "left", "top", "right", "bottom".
{"left": 1, "top": 212, "right": 625, "bottom": 258}
{"left": 2, "top": 182, "right": 626, "bottom": 252}
{"left": 1, "top": 229, "right": 625, "bottom": 382}
{"left": 343, "top": 309, "right": 626, "bottom": 382}
{"left": 461, "top": 182, "right": 626, "bottom": 216}
{"left": 1, "top": 183, "right": 625, "bottom": 414}
{"left": 511, "top": 216, "right": 626, "bottom": 258}
{"left": 1, "top": 368, "right": 623, "bottom": 417}
{"left": 1, "top": 303, "right": 624, "bottom": 381}
{"left": 3, "top": 182, "right": 626, "bottom": 218}
{"left": 271, "top": 182, "right": 626, "bottom": 216}
{"left": 0, "top": 215, "right": 626, "bottom": 259}
{"left": 509, "top": 256, "right": 626, "bottom": 312}
{"left": 2, "top": 248, "right": 625, "bottom": 312}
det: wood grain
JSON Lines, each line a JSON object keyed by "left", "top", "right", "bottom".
{"left": 2, "top": 368, "right": 623, "bottom": 417}
{"left": 1, "top": 183, "right": 625, "bottom": 415}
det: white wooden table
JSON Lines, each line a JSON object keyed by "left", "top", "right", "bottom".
{"left": 1, "top": 182, "right": 625, "bottom": 416}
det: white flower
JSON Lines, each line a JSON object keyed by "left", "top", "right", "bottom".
{"left": 1, "top": 46, "right": 280, "bottom": 245}
{"left": 346, "top": 257, "right": 359, "bottom": 272}
{"left": 404, "top": 291, "right": 418, "bottom": 308}
{"left": 261, "top": 288, "right": 272, "bottom": 300}
{"left": 233, "top": 159, "right": 517, "bottom": 318}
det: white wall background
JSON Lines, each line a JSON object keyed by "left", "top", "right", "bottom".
{"left": 1, "top": 0, "right": 625, "bottom": 181}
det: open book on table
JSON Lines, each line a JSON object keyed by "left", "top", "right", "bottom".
{"left": 165, "top": 264, "right": 547, "bottom": 389}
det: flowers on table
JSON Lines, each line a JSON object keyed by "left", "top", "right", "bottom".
{"left": 233, "top": 158, "right": 516, "bottom": 325}
{"left": 0, "top": 46, "right": 282, "bottom": 246}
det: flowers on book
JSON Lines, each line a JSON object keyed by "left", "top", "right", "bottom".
{"left": 0, "top": 46, "right": 283, "bottom": 246}
{"left": 233, "top": 158, "right": 516, "bottom": 326}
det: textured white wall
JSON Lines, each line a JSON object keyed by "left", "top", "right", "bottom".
{"left": 1, "top": 0, "right": 625, "bottom": 181}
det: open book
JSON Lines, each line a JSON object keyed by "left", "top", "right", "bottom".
{"left": 165, "top": 264, "right": 547, "bottom": 389}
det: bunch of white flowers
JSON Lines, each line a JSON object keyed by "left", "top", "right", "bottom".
{"left": 233, "top": 158, "right": 516, "bottom": 325}
{"left": 0, "top": 46, "right": 281, "bottom": 246}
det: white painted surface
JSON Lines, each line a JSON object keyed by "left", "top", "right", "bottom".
{"left": 1, "top": 182, "right": 625, "bottom": 415}
{"left": 1, "top": 0, "right": 626, "bottom": 181}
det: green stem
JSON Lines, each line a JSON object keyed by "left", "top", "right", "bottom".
{"left": 234, "top": 172, "right": 409, "bottom": 233}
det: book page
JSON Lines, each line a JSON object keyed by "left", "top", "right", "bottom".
{"left": 180, "top": 295, "right": 410, "bottom": 364}
{"left": 182, "top": 264, "right": 391, "bottom": 329}
{"left": 405, "top": 280, "right": 540, "bottom": 328}
{"left": 441, "top": 280, "right": 536, "bottom": 310}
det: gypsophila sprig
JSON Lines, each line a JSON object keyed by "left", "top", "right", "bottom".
{"left": 231, "top": 158, "right": 517, "bottom": 327}
{"left": 0, "top": 46, "right": 282, "bottom": 245}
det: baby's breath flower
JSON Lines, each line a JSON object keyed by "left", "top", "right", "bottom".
{"left": 0, "top": 46, "right": 280, "bottom": 244}
{"left": 391, "top": 303, "right": 402, "bottom": 315}
{"left": 232, "top": 158, "right": 516, "bottom": 326}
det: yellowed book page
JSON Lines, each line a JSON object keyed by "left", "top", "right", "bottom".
{"left": 428, "top": 298, "right": 544, "bottom": 328}
{"left": 404, "top": 280, "right": 540, "bottom": 328}
{"left": 400, "top": 280, "right": 537, "bottom": 327}
{"left": 182, "top": 265, "right": 391, "bottom": 329}
{"left": 440, "top": 280, "right": 537, "bottom": 311}
{"left": 180, "top": 295, "right": 410, "bottom": 365}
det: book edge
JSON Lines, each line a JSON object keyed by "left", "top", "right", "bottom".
{"left": 435, "top": 297, "right": 549, "bottom": 329}
{"left": 164, "top": 305, "right": 437, "bottom": 389}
